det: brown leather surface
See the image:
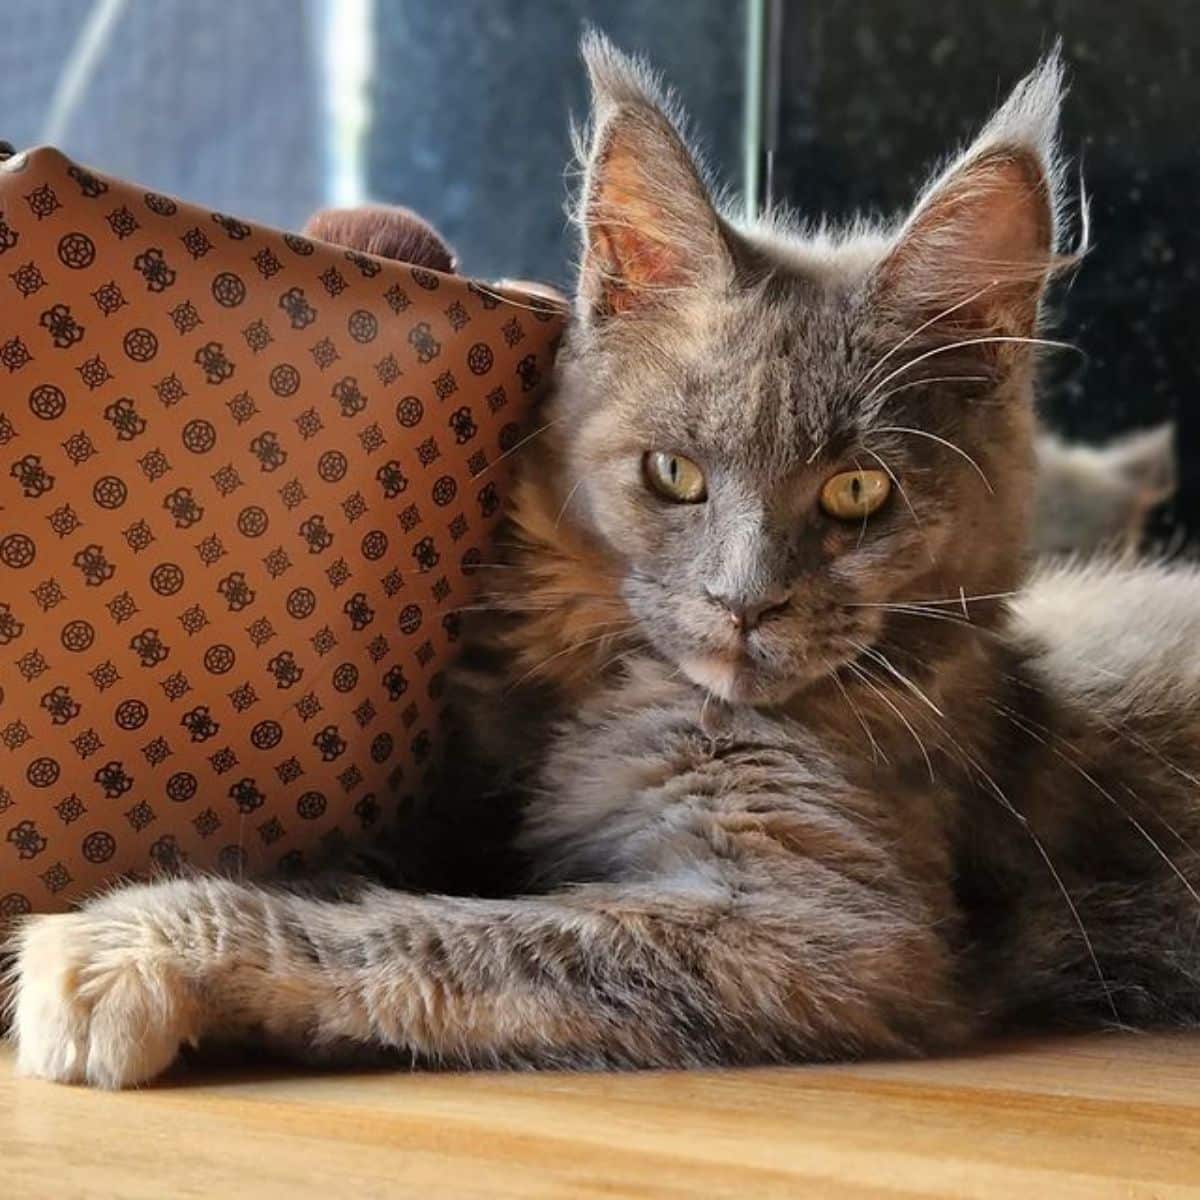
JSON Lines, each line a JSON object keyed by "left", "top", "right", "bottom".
{"left": 0, "top": 147, "right": 564, "bottom": 914}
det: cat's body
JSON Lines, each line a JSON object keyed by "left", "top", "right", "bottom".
{"left": 9, "top": 37, "right": 1200, "bottom": 1088}
{"left": 430, "top": 424, "right": 1200, "bottom": 1048}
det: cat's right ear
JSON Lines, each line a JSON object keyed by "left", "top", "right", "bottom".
{"left": 876, "top": 47, "right": 1071, "bottom": 347}
{"left": 577, "top": 33, "right": 731, "bottom": 322}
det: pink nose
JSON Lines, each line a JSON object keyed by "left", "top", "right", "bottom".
{"left": 706, "top": 589, "right": 790, "bottom": 632}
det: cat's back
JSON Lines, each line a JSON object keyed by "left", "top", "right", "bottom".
{"left": 1011, "top": 557, "right": 1200, "bottom": 724}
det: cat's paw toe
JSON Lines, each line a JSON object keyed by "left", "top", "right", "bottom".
{"left": 10, "top": 912, "right": 196, "bottom": 1089}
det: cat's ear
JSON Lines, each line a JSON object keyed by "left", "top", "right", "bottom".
{"left": 1106, "top": 422, "right": 1177, "bottom": 506}
{"left": 301, "top": 205, "right": 457, "bottom": 273}
{"left": 878, "top": 48, "right": 1071, "bottom": 341}
{"left": 576, "top": 33, "right": 731, "bottom": 321}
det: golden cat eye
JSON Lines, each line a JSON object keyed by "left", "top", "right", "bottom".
{"left": 644, "top": 451, "right": 707, "bottom": 503}
{"left": 819, "top": 468, "right": 892, "bottom": 520}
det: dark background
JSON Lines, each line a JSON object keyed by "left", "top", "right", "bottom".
{"left": 770, "top": 1, "right": 1199, "bottom": 540}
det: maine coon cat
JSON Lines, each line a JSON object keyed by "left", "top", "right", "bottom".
{"left": 1033, "top": 422, "right": 1175, "bottom": 557}
{"left": 11, "top": 35, "right": 1200, "bottom": 1089}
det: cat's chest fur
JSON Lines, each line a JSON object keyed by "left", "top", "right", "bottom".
{"left": 514, "top": 658, "right": 952, "bottom": 895}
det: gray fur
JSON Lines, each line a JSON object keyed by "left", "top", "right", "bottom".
{"left": 1033, "top": 423, "right": 1176, "bottom": 557}
{"left": 9, "top": 36, "right": 1200, "bottom": 1088}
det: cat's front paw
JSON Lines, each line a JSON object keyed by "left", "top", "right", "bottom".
{"left": 9, "top": 910, "right": 199, "bottom": 1088}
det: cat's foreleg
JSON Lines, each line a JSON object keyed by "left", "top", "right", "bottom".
{"left": 8, "top": 865, "right": 962, "bottom": 1088}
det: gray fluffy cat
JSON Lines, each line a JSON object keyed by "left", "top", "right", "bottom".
{"left": 10, "top": 35, "right": 1200, "bottom": 1088}
{"left": 1034, "top": 423, "right": 1175, "bottom": 557}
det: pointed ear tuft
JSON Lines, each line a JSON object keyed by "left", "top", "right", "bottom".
{"left": 576, "top": 33, "right": 729, "bottom": 321}
{"left": 878, "top": 46, "right": 1073, "bottom": 343}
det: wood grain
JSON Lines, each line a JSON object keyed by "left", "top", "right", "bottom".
{"left": 4, "top": 1034, "right": 1200, "bottom": 1198}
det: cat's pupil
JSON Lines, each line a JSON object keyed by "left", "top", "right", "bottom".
{"left": 851, "top": 476, "right": 862, "bottom": 501}
{"left": 669, "top": 458, "right": 679, "bottom": 484}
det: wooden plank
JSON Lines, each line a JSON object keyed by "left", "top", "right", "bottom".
{"left": 3, "top": 1035, "right": 1200, "bottom": 1198}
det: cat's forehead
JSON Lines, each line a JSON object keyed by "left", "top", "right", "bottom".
{"left": 673, "top": 281, "right": 872, "bottom": 468}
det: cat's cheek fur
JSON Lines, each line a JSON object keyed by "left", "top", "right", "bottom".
{"left": 567, "top": 405, "right": 666, "bottom": 559}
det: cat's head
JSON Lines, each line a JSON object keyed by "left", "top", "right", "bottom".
{"left": 541, "top": 35, "right": 1075, "bottom": 706}
{"left": 1033, "top": 423, "right": 1175, "bottom": 557}
{"left": 301, "top": 205, "right": 457, "bottom": 273}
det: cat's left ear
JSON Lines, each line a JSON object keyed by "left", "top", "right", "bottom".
{"left": 878, "top": 47, "right": 1071, "bottom": 341}
{"left": 576, "top": 33, "right": 732, "bottom": 322}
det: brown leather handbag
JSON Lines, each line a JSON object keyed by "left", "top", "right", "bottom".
{"left": 0, "top": 146, "right": 564, "bottom": 914}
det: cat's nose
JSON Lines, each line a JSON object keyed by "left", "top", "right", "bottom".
{"left": 705, "top": 588, "right": 790, "bottom": 633}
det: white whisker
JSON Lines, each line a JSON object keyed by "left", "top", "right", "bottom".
{"left": 504, "top": 623, "right": 638, "bottom": 694}
{"left": 554, "top": 477, "right": 588, "bottom": 530}
{"left": 863, "top": 373, "right": 993, "bottom": 411}
{"left": 994, "top": 701, "right": 1200, "bottom": 914}
{"left": 853, "top": 281, "right": 1001, "bottom": 397}
{"left": 848, "top": 640, "right": 944, "bottom": 717}
{"left": 871, "top": 424, "right": 994, "bottom": 493}
{"left": 933, "top": 718, "right": 1119, "bottom": 1024}
{"left": 857, "top": 444, "right": 935, "bottom": 566}
{"left": 825, "top": 661, "right": 888, "bottom": 767}
{"left": 476, "top": 415, "right": 569, "bottom": 477}
{"left": 845, "top": 659, "right": 935, "bottom": 782}
{"left": 859, "top": 334, "right": 1079, "bottom": 413}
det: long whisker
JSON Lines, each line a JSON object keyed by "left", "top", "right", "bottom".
{"left": 825, "top": 660, "right": 888, "bottom": 766}
{"left": 504, "top": 623, "right": 639, "bottom": 694}
{"left": 849, "top": 454, "right": 871, "bottom": 551}
{"left": 892, "top": 590, "right": 1019, "bottom": 607}
{"left": 847, "top": 603, "right": 970, "bottom": 628}
{"left": 1006, "top": 673, "right": 1200, "bottom": 858}
{"left": 476, "top": 415, "right": 569, "bottom": 477}
{"left": 844, "top": 660, "right": 935, "bottom": 781}
{"left": 845, "top": 594, "right": 1017, "bottom": 632}
{"left": 1097, "top": 712, "right": 1200, "bottom": 796}
{"left": 924, "top": 711, "right": 1120, "bottom": 1023}
{"left": 863, "top": 373, "right": 993, "bottom": 412}
{"left": 859, "top": 334, "right": 1080, "bottom": 413}
{"left": 852, "top": 282, "right": 1001, "bottom": 396}
{"left": 447, "top": 593, "right": 627, "bottom": 616}
{"left": 958, "top": 738, "right": 1119, "bottom": 1024}
{"left": 993, "top": 701, "right": 1200, "bottom": 913}
{"left": 871, "top": 425, "right": 994, "bottom": 493}
{"left": 848, "top": 640, "right": 944, "bottom": 718}
{"left": 857, "top": 443, "right": 936, "bottom": 567}
{"left": 848, "top": 644, "right": 1121, "bottom": 1023}
{"left": 554, "top": 477, "right": 587, "bottom": 530}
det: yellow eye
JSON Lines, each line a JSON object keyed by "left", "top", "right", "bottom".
{"left": 644, "top": 451, "right": 707, "bottom": 503}
{"left": 819, "top": 469, "right": 892, "bottom": 520}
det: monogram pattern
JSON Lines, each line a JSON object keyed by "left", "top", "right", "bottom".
{"left": 0, "top": 147, "right": 564, "bottom": 916}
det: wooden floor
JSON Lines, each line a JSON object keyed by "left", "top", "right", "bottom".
{"left": 4, "top": 1034, "right": 1200, "bottom": 1198}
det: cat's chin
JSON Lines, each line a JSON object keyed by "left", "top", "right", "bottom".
{"left": 677, "top": 653, "right": 803, "bottom": 707}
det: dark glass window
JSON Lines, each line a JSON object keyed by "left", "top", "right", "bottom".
{"left": 771, "top": 2, "right": 1199, "bottom": 540}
